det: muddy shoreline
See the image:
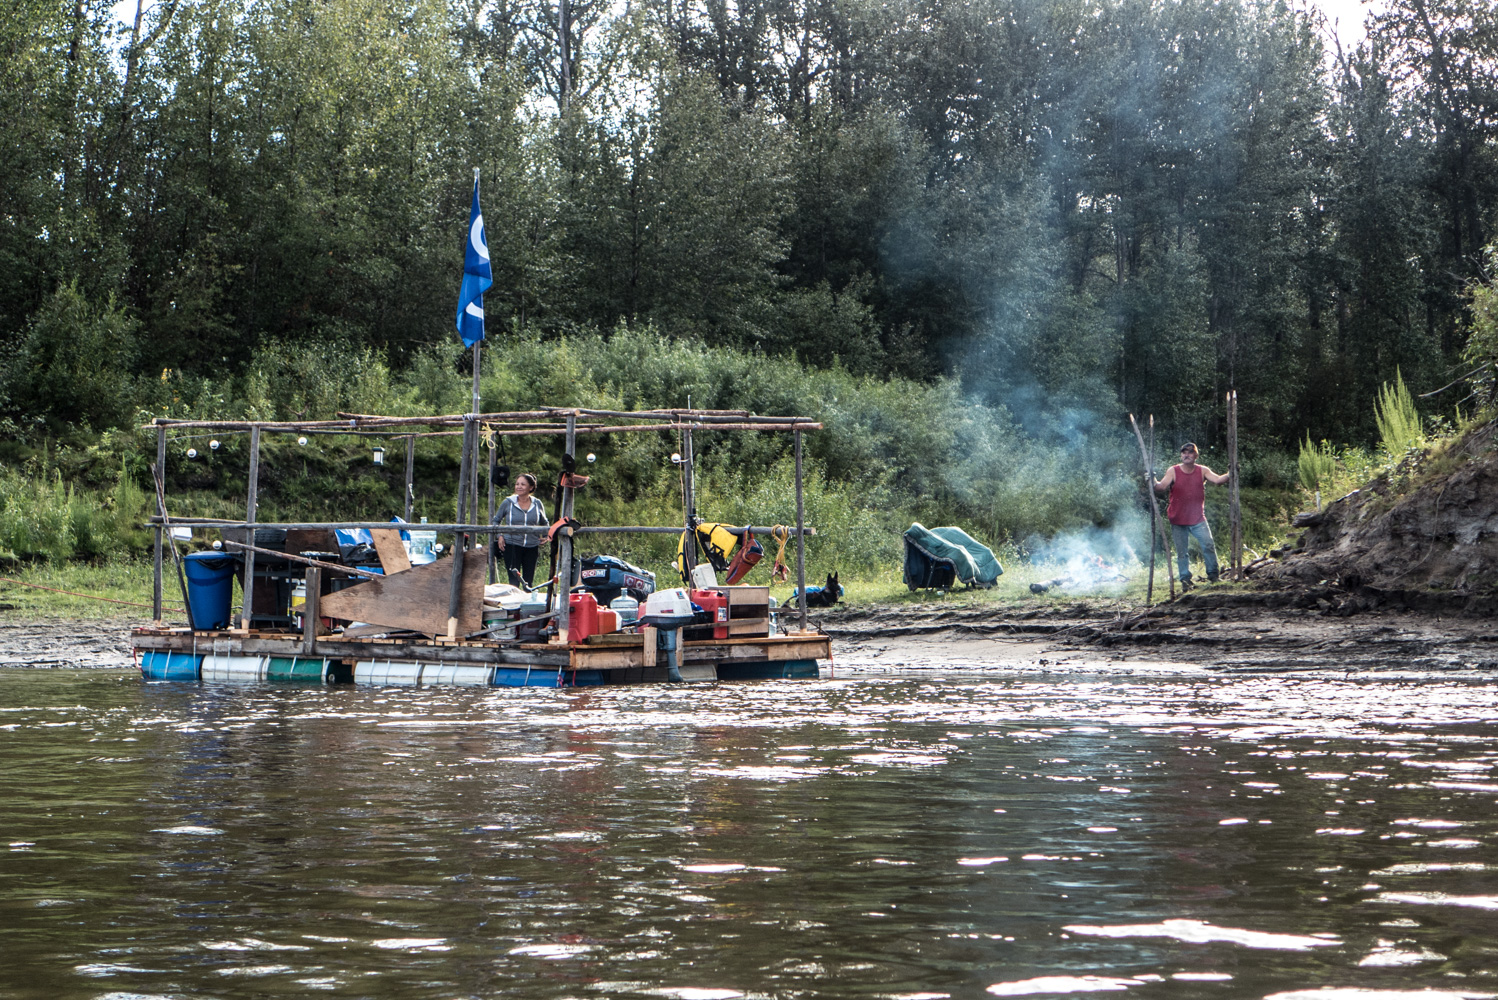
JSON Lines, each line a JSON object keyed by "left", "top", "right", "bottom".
{"left": 3, "top": 587, "right": 1495, "bottom": 674}
{"left": 821, "top": 588, "right": 1498, "bottom": 674}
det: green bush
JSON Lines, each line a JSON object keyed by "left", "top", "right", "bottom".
{"left": 1374, "top": 369, "right": 1423, "bottom": 460}
{"left": 1296, "top": 434, "right": 1337, "bottom": 492}
{"left": 0, "top": 460, "right": 154, "bottom": 563}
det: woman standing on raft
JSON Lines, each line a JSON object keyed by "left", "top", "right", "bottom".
{"left": 493, "top": 473, "right": 546, "bottom": 588}
{"left": 1154, "top": 442, "right": 1231, "bottom": 590}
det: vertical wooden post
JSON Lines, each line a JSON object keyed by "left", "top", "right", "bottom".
{"left": 404, "top": 434, "right": 415, "bottom": 522}
{"left": 469, "top": 343, "right": 482, "bottom": 524}
{"left": 555, "top": 412, "right": 576, "bottom": 641}
{"left": 153, "top": 425, "right": 165, "bottom": 622}
{"left": 794, "top": 428, "right": 807, "bottom": 633}
{"left": 239, "top": 425, "right": 261, "bottom": 631}
{"left": 1146, "top": 415, "right": 1157, "bottom": 605}
{"left": 681, "top": 425, "right": 696, "bottom": 573}
{"left": 486, "top": 440, "right": 497, "bottom": 584}
{"left": 302, "top": 566, "right": 320, "bottom": 654}
{"left": 446, "top": 418, "right": 474, "bottom": 639}
{"left": 1228, "top": 389, "right": 1242, "bottom": 579}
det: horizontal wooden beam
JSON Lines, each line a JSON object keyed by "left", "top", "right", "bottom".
{"left": 148, "top": 519, "right": 815, "bottom": 536}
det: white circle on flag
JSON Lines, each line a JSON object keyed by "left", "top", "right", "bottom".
{"left": 470, "top": 216, "right": 490, "bottom": 261}
{"left": 466, "top": 302, "right": 484, "bottom": 319}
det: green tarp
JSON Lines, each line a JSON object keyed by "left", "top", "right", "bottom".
{"left": 903, "top": 523, "right": 1003, "bottom": 588}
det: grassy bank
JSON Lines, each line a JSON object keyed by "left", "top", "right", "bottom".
{"left": 1, "top": 546, "right": 1239, "bottom": 621}
{"left": 0, "top": 558, "right": 162, "bottom": 619}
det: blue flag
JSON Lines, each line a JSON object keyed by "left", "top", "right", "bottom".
{"left": 455, "top": 174, "right": 493, "bottom": 348}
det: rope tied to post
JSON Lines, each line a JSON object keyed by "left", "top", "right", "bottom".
{"left": 770, "top": 525, "right": 791, "bottom": 583}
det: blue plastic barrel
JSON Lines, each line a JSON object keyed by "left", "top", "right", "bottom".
{"left": 141, "top": 651, "right": 202, "bottom": 681}
{"left": 182, "top": 552, "right": 239, "bottom": 630}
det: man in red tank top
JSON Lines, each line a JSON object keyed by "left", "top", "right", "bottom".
{"left": 1153, "top": 442, "right": 1231, "bottom": 590}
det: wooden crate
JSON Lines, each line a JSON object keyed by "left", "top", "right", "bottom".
{"left": 722, "top": 586, "right": 770, "bottom": 638}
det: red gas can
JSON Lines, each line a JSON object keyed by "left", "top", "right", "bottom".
{"left": 689, "top": 589, "right": 729, "bottom": 639}
{"left": 568, "top": 592, "right": 600, "bottom": 642}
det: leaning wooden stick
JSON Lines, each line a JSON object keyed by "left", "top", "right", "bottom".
{"left": 150, "top": 463, "right": 193, "bottom": 623}
{"left": 1228, "top": 390, "right": 1242, "bottom": 580}
{"left": 219, "top": 541, "right": 383, "bottom": 580}
{"left": 1128, "top": 414, "right": 1175, "bottom": 602}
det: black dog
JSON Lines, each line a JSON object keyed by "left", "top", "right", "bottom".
{"left": 802, "top": 572, "right": 841, "bottom": 608}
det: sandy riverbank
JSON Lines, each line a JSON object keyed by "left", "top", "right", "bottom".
{"left": 3, "top": 588, "right": 1495, "bottom": 674}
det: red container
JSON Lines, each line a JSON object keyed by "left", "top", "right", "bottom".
{"left": 568, "top": 592, "right": 600, "bottom": 642}
{"left": 689, "top": 589, "right": 729, "bottom": 639}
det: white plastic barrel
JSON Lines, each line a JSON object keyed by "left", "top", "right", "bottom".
{"left": 422, "top": 664, "right": 495, "bottom": 686}
{"left": 201, "top": 653, "right": 269, "bottom": 683}
{"left": 354, "top": 660, "right": 423, "bottom": 686}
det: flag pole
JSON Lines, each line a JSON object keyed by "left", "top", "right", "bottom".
{"left": 466, "top": 167, "right": 483, "bottom": 544}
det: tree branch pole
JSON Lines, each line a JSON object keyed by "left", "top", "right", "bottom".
{"left": 681, "top": 425, "right": 696, "bottom": 573}
{"left": 445, "top": 418, "right": 474, "bottom": 639}
{"left": 555, "top": 412, "right": 576, "bottom": 642}
{"left": 153, "top": 426, "right": 165, "bottom": 621}
{"left": 1147, "top": 415, "right": 1157, "bottom": 605}
{"left": 469, "top": 339, "right": 482, "bottom": 532}
{"left": 1129, "top": 414, "right": 1174, "bottom": 603}
{"left": 221, "top": 541, "right": 382, "bottom": 580}
{"left": 150, "top": 462, "right": 191, "bottom": 625}
{"left": 795, "top": 429, "right": 808, "bottom": 632}
{"left": 238, "top": 425, "right": 261, "bottom": 630}
{"left": 486, "top": 439, "right": 497, "bottom": 585}
{"left": 403, "top": 434, "right": 415, "bottom": 522}
{"left": 1228, "top": 390, "right": 1242, "bottom": 579}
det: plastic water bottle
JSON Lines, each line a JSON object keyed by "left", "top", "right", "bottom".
{"left": 610, "top": 595, "right": 639, "bottom": 626}
{"left": 407, "top": 516, "right": 437, "bottom": 565}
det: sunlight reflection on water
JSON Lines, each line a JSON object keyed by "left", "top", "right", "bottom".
{"left": 0, "top": 668, "right": 1494, "bottom": 999}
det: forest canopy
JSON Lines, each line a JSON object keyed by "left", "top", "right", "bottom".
{"left": 2, "top": 0, "right": 1496, "bottom": 451}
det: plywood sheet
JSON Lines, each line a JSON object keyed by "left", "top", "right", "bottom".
{"left": 319, "top": 554, "right": 484, "bottom": 636}
{"left": 370, "top": 528, "right": 412, "bottom": 574}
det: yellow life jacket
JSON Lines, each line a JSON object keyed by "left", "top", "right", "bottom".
{"left": 674, "top": 522, "right": 741, "bottom": 583}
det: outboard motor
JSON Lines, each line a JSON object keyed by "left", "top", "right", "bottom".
{"left": 637, "top": 588, "right": 698, "bottom": 682}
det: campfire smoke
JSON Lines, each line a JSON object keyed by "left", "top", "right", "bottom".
{"left": 1023, "top": 527, "right": 1140, "bottom": 595}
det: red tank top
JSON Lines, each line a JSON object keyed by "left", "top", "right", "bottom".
{"left": 1166, "top": 464, "right": 1205, "bottom": 526}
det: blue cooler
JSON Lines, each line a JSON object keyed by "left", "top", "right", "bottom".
{"left": 183, "top": 552, "right": 240, "bottom": 630}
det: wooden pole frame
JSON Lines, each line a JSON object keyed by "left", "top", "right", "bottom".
{"left": 153, "top": 426, "right": 165, "bottom": 621}
{"left": 555, "top": 412, "right": 576, "bottom": 641}
{"left": 142, "top": 405, "right": 822, "bottom": 643}
{"left": 404, "top": 434, "right": 416, "bottom": 522}
{"left": 486, "top": 439, "right": 497, "bottom": 585}
{"left": 238, "top": 425, "right": 261, "bottom": 631}
{"left": 681, "top": 426, "right": 696, "bottom": 573}
{"left": 795, "top": 429, "right": 807, "bottom": 632}
{"left": 446, "top": 418, "right": 474, "bottom": 639}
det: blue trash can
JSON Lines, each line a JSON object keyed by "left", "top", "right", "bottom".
{"left": 183, "top": 552, "right": 240, "bottom": 630}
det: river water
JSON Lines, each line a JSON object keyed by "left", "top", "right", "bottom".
{"left": 1, "top": 667, "right": 1496, "bottom": 1000}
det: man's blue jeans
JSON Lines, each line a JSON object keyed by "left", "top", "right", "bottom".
{"left": 1171, "top": 520, "right": 1219, "bottom": 584}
